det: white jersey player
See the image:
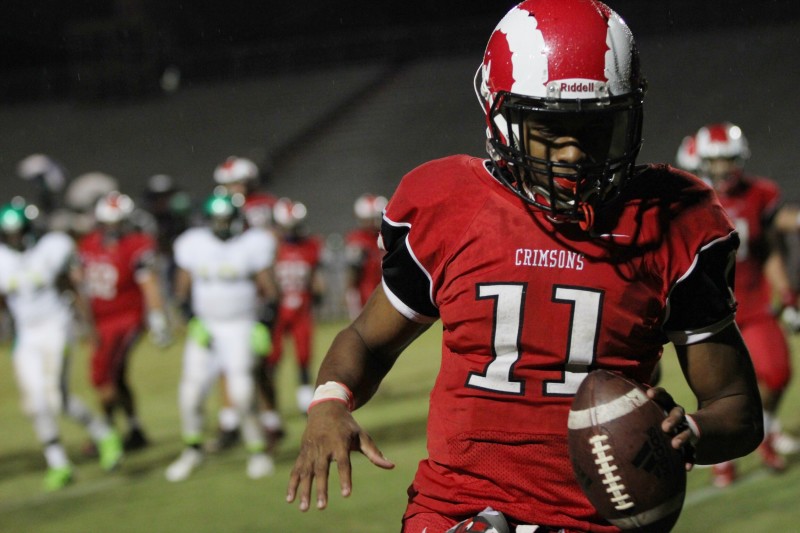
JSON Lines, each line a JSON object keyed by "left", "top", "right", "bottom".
{"left": 0, "top": 200, "right": 122, "bottom": 491}
{"left": 165, "top": 192, "right": 278, "bottom": 482}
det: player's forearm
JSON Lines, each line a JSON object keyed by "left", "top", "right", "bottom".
{"left": 678, "top": 327, "right": 764, "bottom": 463}
{"left": 690, "top": 392, "right": 764, "bottom": 464}
{"left": 315, "top": 325, "right": 396, "bottom": 410}
{"left": 139, "top": 272, "right": 166, "bottom": 312}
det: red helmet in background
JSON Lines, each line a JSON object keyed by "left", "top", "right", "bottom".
{"left": 214, "top": 156, "right": 259, "bottom": 185}
{"left": 95, "top": 191, "right": 135, "bottom": 224}
{"left": 695, "top": 122, "right": 750, "bottom": 162}
{"left": 273, "top": 198, "right": 308, "bottom": 230}
{"left": 354, "top": 194, "right": 388, "bottom": 221}
{"left": 675, "top": 134, "right": 700, "bottom": 173}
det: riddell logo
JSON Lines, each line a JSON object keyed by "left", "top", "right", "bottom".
{"left": 561, "top": 81, "right": 595, "bottom": 93}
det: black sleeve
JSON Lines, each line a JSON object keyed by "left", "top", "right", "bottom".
{"left": 380, "top": 218, "right": 439, "bottom": 319}
{"left": 664, "top": 234, "right": 739, "bottom": 338}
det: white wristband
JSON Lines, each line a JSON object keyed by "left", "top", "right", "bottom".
{"left": 309, "top": 381, "right": 354, "bottom": 412}
{"left": 685, "top": 414, "right": 701, "bottom": 445}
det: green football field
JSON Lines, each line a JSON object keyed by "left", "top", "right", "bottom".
{"left": 1, "top": 320, "right": 799, "bottom": 532}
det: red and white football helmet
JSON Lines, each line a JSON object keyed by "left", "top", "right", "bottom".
{"left": 476, "top": 0, "right": 646, "bottom": 228}
{"left": 694, "top": 122, "right": 750, "bottom": 162}
{"left": 95, "top": 191, "right": 135, "bottom": 224}
{"left": 273, "top": 198, "right": 308, "bottom": 230}
{"left": 214, "top": 156, "right": 260, "bottom": 184}
{"left": 675, "top": 134, "right": 700, "bottom": 173}
{"left": 354, "top": 193, "right": 388, "bottom": 221}
{"left": 694, "top": 122, "right": 749, "bottom": 187}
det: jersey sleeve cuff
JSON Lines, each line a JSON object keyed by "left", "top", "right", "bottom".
{"left": 664, "top": 314, "right": 736, "bottom": 346}
{"left": 382, "top": 280, "right": 438, "bottom": 324}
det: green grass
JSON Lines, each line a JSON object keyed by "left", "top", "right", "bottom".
{"left": 1, "top": 322, "right": 800, "bottom": 532}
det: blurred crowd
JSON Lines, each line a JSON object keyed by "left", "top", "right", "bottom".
{"left": 0, "top": 152, "right": 387, "bottom": 489}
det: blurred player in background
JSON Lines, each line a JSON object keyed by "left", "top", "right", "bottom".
{"left": 287, "top": 1, "right": 763, "bottom": 530}
{"left": 165, "top": 192, "right": 277, "bottom": 481}
{"left": 0, "top": 199, "right": 123, "bottom": 491}
{"left": 692, "top": 122, "right": 800, "bottom": 487}
{"left": 212, "top": 156, "right": 283, "bottom": 447}
{"left": 76, "top": 191, "right": 172, "bottom": 452}
{"left": 271, "top": 198, "right": 325, "bottom": 414}
{"left": 344, "top": 194, "right": 387, "bottom": 320}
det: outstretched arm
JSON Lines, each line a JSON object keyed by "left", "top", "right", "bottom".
{"left": 286, "top": 285, "right": 430, "bottom": 511}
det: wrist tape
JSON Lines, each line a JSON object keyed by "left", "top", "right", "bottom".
{"left": 308, "top": 381, "right": 354, "bottom": 411}
{"left": 685, "top": 414, "right": 701, "bottom": 445}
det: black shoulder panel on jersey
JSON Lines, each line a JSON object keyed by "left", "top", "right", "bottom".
{"left": 665, "top": 233, "right": 739, "bottom": 332}
{"left": 380, "top": 219, "right": 439, "bottom": 318}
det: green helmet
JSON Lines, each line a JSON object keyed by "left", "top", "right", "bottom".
{"left": 0, "top": 200, "right": 35, "bottom": 234}
{"left": 203, "top": 193, "right": 238, "bottom": 219}
{"left": 203, "top": 192, "right": 242, "bottom": 239}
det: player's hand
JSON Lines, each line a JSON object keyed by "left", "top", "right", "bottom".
{"left": 147, "top": 310, "right": 173, "bottom": 348}
{"left": 647, "top": 386, "right": 697, "bottom": 471}
{"left": 780, "top": 305, "right": 800, "bottom": 333}
{"left": 286, "top": 401, "right": 394, "bottom": 511}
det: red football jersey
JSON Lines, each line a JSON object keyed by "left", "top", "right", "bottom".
{"left": 381, "top": 156, "right": 738, "bottom": 531}
{"left": 344, "top": 227, "right": 384, "bottom": 305}
{"left": 715, "top": 175, "right": 781, "bottom": 324}
{"left": 78, "top": 230, "right": 156, "bottom": 321}
{"left": 275, "top": 235, "right": 323, "bottom": 312}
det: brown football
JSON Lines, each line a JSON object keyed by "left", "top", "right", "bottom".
{"left": 567, "top": 369, "right": 686, "bottom": 532}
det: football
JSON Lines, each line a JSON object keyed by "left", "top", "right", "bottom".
{"left": 567, "top": 369, "right": 686, "bottom": 532}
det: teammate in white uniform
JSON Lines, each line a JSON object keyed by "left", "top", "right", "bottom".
{"left": 166, "top": 192, "right": 278, "bottom": 481}
{"left": 0, "top": 199, "right": 123, "bottom": 491}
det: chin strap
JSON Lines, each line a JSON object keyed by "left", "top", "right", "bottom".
{"left": 578, "top": 203, "right": 595, "bottom": 231}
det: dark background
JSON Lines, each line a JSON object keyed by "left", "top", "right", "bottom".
{"left": 2, "top": 0, "right": 799, "bottom": 235}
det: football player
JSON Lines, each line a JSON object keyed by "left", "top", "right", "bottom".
{"left": 165, "top": 192, "right": 278, "bottom": 481}
{"left": 270, "top": 198, "right": 325, "bottom": 413}
{"left": 287, "top": 1, "right": 764, "bottom": 531}
{"left": 692, "top": 122, "right": 800, "bottom": 486}
{"left": 0, "top": 199, "right": 123, "bottom": 491}
{"left": 344, "top": 194, "right": 388, "bottom": 320}
{"left": 212, "top": 156, "right": 283, "bottom": 446}
{"left": 75, "top": 191, "right": 171, "bottom": 451}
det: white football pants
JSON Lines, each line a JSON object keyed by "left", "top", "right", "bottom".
{"left": 13, "top": 314, "right": 107, "bottom": 446}
{"left": 178, "top": 318, "right": 264, "bottom": 450}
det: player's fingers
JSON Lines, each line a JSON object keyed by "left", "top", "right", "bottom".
{"left": 334, "top": 452, "right": 353, "bottom": 499}
{"left": 646, "top": 387, "right": 685, "bottom": 432}
{"left": 359, "top": 432, "right": 395, "bottom": 470}
{"left": 313, "top": 457, "right": 332, "bottom": 510}
{"left": 286, "top": 462, "right": 314, "bottom": 512}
